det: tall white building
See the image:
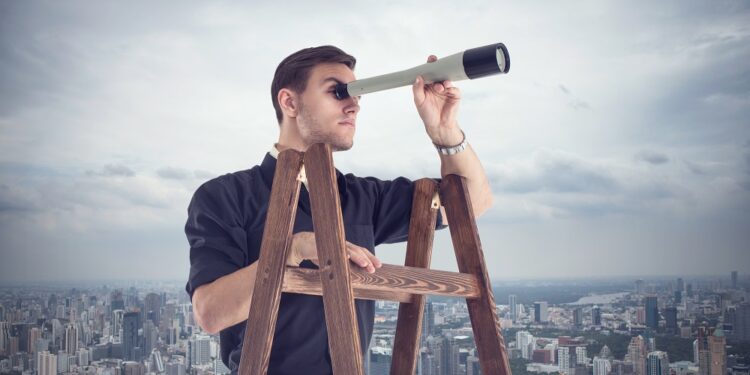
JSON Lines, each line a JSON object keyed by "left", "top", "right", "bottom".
{"left": 65, "top": 323, "right": 79, "bottom": 354}
{"left": 189, "top": 335, "right": 211, "bottom": 367}
{"left": 38, "top": 351, "right": 57, "bottom": 375}
{"left": 576, "top": 346, "right": 588, "bottom": 364}
{"left": 558, "top": 347, "right": 570, "bottom": 373}
{"left": 509, "top": 294, "right": 517, "bottom": 321}
{"left": 593, "top": 356, "right": 612, "bottom": 375}
{"left": 516, "top": 331, "right": 534, "bottom": 359}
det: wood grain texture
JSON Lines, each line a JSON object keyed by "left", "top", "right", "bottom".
{"left": 441, "top": 174, "right": 511, "bottom": 375}
{"left": 304, "top": 143, "right": 364, "bottom": 375}
{"left": 239, "top": 149, "right": 303, "bottom": 375}
{"left": 282, "top": 263, "right": 479, "bottom": 300}
{"left": 390, "top": 179, "right": 440, "bottom": 375}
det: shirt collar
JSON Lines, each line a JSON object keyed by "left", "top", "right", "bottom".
{"left": 263, "top": 144, "right": 347, "bottom": 193}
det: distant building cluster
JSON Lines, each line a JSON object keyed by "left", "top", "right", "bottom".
{"left": 0, "top": 271, "right": 747, "bottom": 375}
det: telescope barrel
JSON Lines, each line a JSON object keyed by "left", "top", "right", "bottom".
{"left": 334, "top": 43, "right": 509, "bottom": 100}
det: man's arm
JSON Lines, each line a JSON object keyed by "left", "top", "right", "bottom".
{"left": 192, "top": 232, "right": 381, "bottom": 334}
{"left": 413, "top": 55, "right": 494, "bottom": 222}
{"left": 192, "top": 262, "right": 258, "bottom": 334}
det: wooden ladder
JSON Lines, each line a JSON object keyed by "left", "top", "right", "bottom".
{"left": 238, "top": 144, "right": 511, "bottom": 375}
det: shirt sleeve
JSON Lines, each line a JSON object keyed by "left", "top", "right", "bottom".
{"left": 371, "top": 176, "right": 446, "bottom": 246}
{"left": 184, "top": 178, "right": 249, "bottom": 300}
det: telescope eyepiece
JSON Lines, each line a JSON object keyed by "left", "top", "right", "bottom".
{"left": 334, "top": 83, "right": 350, "bottom": 100}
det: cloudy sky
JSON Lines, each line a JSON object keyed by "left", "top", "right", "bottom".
{"left": 1, "top": 1, "right": 748, "bottom": 283}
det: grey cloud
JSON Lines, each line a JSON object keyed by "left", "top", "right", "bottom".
{"left": 683, "top": 160, "right": 707, "bottom": 175}
{"left": 635, "top": 150, "right": 669, "bottom": 165}
{"left": 0, "top": 184, "right": 40, "bottom": 213}
{"left": 86, "top": 164, "right": 135, "bottom": 177}
{"left": 492, "top": 153, "right": 618, "bottom": 194}
{"left": 559, "top": 85, "right": 571, "bottom": 95}
{"left": 157, "top": 167, "right": 190, "bottom": 180}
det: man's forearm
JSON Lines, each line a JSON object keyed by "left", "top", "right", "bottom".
{"left": 438, "top": 141, "right": 494, "bottom": 217}
{"left": 192, "top": 262, "right": 258, "bottom": 334}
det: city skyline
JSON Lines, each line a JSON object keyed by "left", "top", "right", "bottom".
{"left": 1, "top": 1, "right": 749, "bottom": 283}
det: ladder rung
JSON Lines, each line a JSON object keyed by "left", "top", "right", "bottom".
{"left": 282, "top": 263, "right": 481, "bottom": 302}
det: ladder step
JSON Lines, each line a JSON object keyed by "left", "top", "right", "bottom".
{"left": 282, "top": 263, "right": 480, "bottom": 301}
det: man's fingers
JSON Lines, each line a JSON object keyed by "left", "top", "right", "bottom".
{"left": 346, "top": 243, "right": 378, "bottom": 273}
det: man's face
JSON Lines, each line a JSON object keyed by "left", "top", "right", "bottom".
{"left": 296, "top": 63, "right": 360, "bottom": 151}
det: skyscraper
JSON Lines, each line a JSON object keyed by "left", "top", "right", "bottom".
{"left": 144, "top": 293, "right": 162, "bottom": 327}
{"left": 664, "top": 307, "right": 678, "bottom": 334}
{"left": 509, "top": 294, "right": 517, "bottom": 322}
{"left": 676, "top": 278, "right": 684, "bottom": 292}
{"left": 534, "top": 301, "right": 548, "bottom": 323}
{"left": 37, "top": 350, "right": 57, "bottom": 375}
{"left": 593, "top": 356, "right": 612, "bottom": 375}
{"left": 573, "top": 307, "right": 583, "bottom": 327}
{"left": 188, "top": 335, "right": 211, "bottom": 367}
{"left": 65, "top": 324, "right": 79, "bottom": 354}
{"left": 647, "top": 351, "right": 669, "bottom": 375}
{"left": 645, "top": 296, "right": 659, "bottom": 330}
{"left": 516, "top": 331, "right": 534, "bottom": 359}
{"left": 732, "top": 271, "right": 738, "bottom": 289}
{"left": 592, "top": 305, "right": 602, "bottom": 326}
{"left": 123, "top": 312, "right": 140, "bottom": 361}
{"left": 708, "top": 329, "right": 726, "bottom": 375}
{"left": 28, "top": 327, "right": 41, "bottom": 354}
{"left": 628, "top": 336, "right": 647, "bottom": 375}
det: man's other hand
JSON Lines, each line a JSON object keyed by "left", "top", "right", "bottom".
{"left": 287, "top": 231, "right": 382, "bottom": 274}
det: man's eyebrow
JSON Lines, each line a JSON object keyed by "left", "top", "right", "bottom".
{"left": 321, "top": 77, "right": 344, "bottom": 86}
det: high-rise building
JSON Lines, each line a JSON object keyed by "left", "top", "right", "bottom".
{"left": 593, "top": 356, "right": 612, "bottom": 375}
{"left": 37, "top": 351, "right": 57, "bottom": 375}
{"left": 573, "top": 307, "right": 583, "bottom": 327}
{"left": 65, "top": 323, "right": 79, "bottom": 354}
{"left": 696, "top": 326, "right": 727, "bottom": 375}
{"left": 509, "top": 295, "right": 517, "bottom": 322}
{"left": 27, "top": 327, "right": 41, "bottom": 354}
{"left": 676, "top": 278, "right": 684, "bottom": 292}
{"left": 558, "top": 346, "right": 571, "bottom": 373}
{"left": 516, "top": 331, "right": 534, "bottom": 359}
{"left": 0, "top": 322, "right": 9, "bottom": 355}
{"left": 466, "top": 354, "right": 481, "bottom": 375}
{"left": 708, "top": 329, "right": 726, "bottom": 375}
{"left": 732, "top": 271, "right": 738, "bottom": 289}
{"left": 144, "top": 293, "right": 162, "bottom": 327}
{"left": 188, "top": 335, "right": 211, "bottom": 367}
{"left": 664, "top": 307, "right": 678, "bottom": 334}
{"left": 123, "top": 312, "right": 140, "bottom": 361}
{"left": 647, "top": 351, "right": 669, "bottom": 375}
{"left": 368, "top": 347, "right": 392, "bottom": 375}
{"left": 575, "top": 346, "right": 587, "bottom": 365}
{"left": 674, "top": 291, "right": 682, "bottom": 304}
{"left": 592, "top": 306, "right": 602, "bottom": 326}
{"left": 149, "top": 349, "right": 164, "bottom": 373}
{"left": 686, "top": 284, "right": 693, "bottom": 298}
{"left": 534, "top": 302, "right": 548, "bottom": 323}
{"left": 730, "top": 303, "right": 750, "bottom": 341}
{"left": 628, "top": 336, "right": 647, "bottom": 375}
{"left": 645, "top": 296, "right": 659, "bottom": 330}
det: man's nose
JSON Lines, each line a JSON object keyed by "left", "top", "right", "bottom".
{"left": 345, "top": 96, "right": 360, "bottom": 113}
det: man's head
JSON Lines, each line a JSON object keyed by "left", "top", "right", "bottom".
{"left": 271, "top": 46, "right": 361, "bottom": 151}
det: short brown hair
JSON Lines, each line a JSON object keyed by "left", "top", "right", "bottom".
{"left": 271, "top": 45, "right": 356, "bottom": 123}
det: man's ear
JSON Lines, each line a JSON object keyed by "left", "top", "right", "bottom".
{"left": 278, "top": 88, "right": 298, "bottom": 118}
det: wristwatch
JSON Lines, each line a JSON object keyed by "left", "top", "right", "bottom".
{"left": 434, "top": 130, "right": 467, "bottom": 155}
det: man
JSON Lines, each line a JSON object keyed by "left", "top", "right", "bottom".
{"left": 185, "top": 45, "right": 493, "bottom": 374}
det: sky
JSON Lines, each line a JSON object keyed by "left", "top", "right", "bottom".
{"left": 1, "top": 1, "right": 749, "bottom": 283}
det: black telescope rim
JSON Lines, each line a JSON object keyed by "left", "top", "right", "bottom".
{"left": 463, "top": 42, "right": 510, "bottom": 79}
{"left": 334, "top": 83, "right": 350, "bottom": 100}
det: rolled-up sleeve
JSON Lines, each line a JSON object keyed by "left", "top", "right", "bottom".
{"left": 370, "top": 177, "right": 446, "bottom": 246}
{"left": 185, "top": 179, "right": 249, "bottom": 299}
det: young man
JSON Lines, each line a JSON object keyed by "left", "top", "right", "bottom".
{"left": 185, "top": 45, "right": 493, "bottom": 374}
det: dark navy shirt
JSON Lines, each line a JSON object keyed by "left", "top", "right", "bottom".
{"left": 185, "top": 152, "right": 445, "bottom": 375}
